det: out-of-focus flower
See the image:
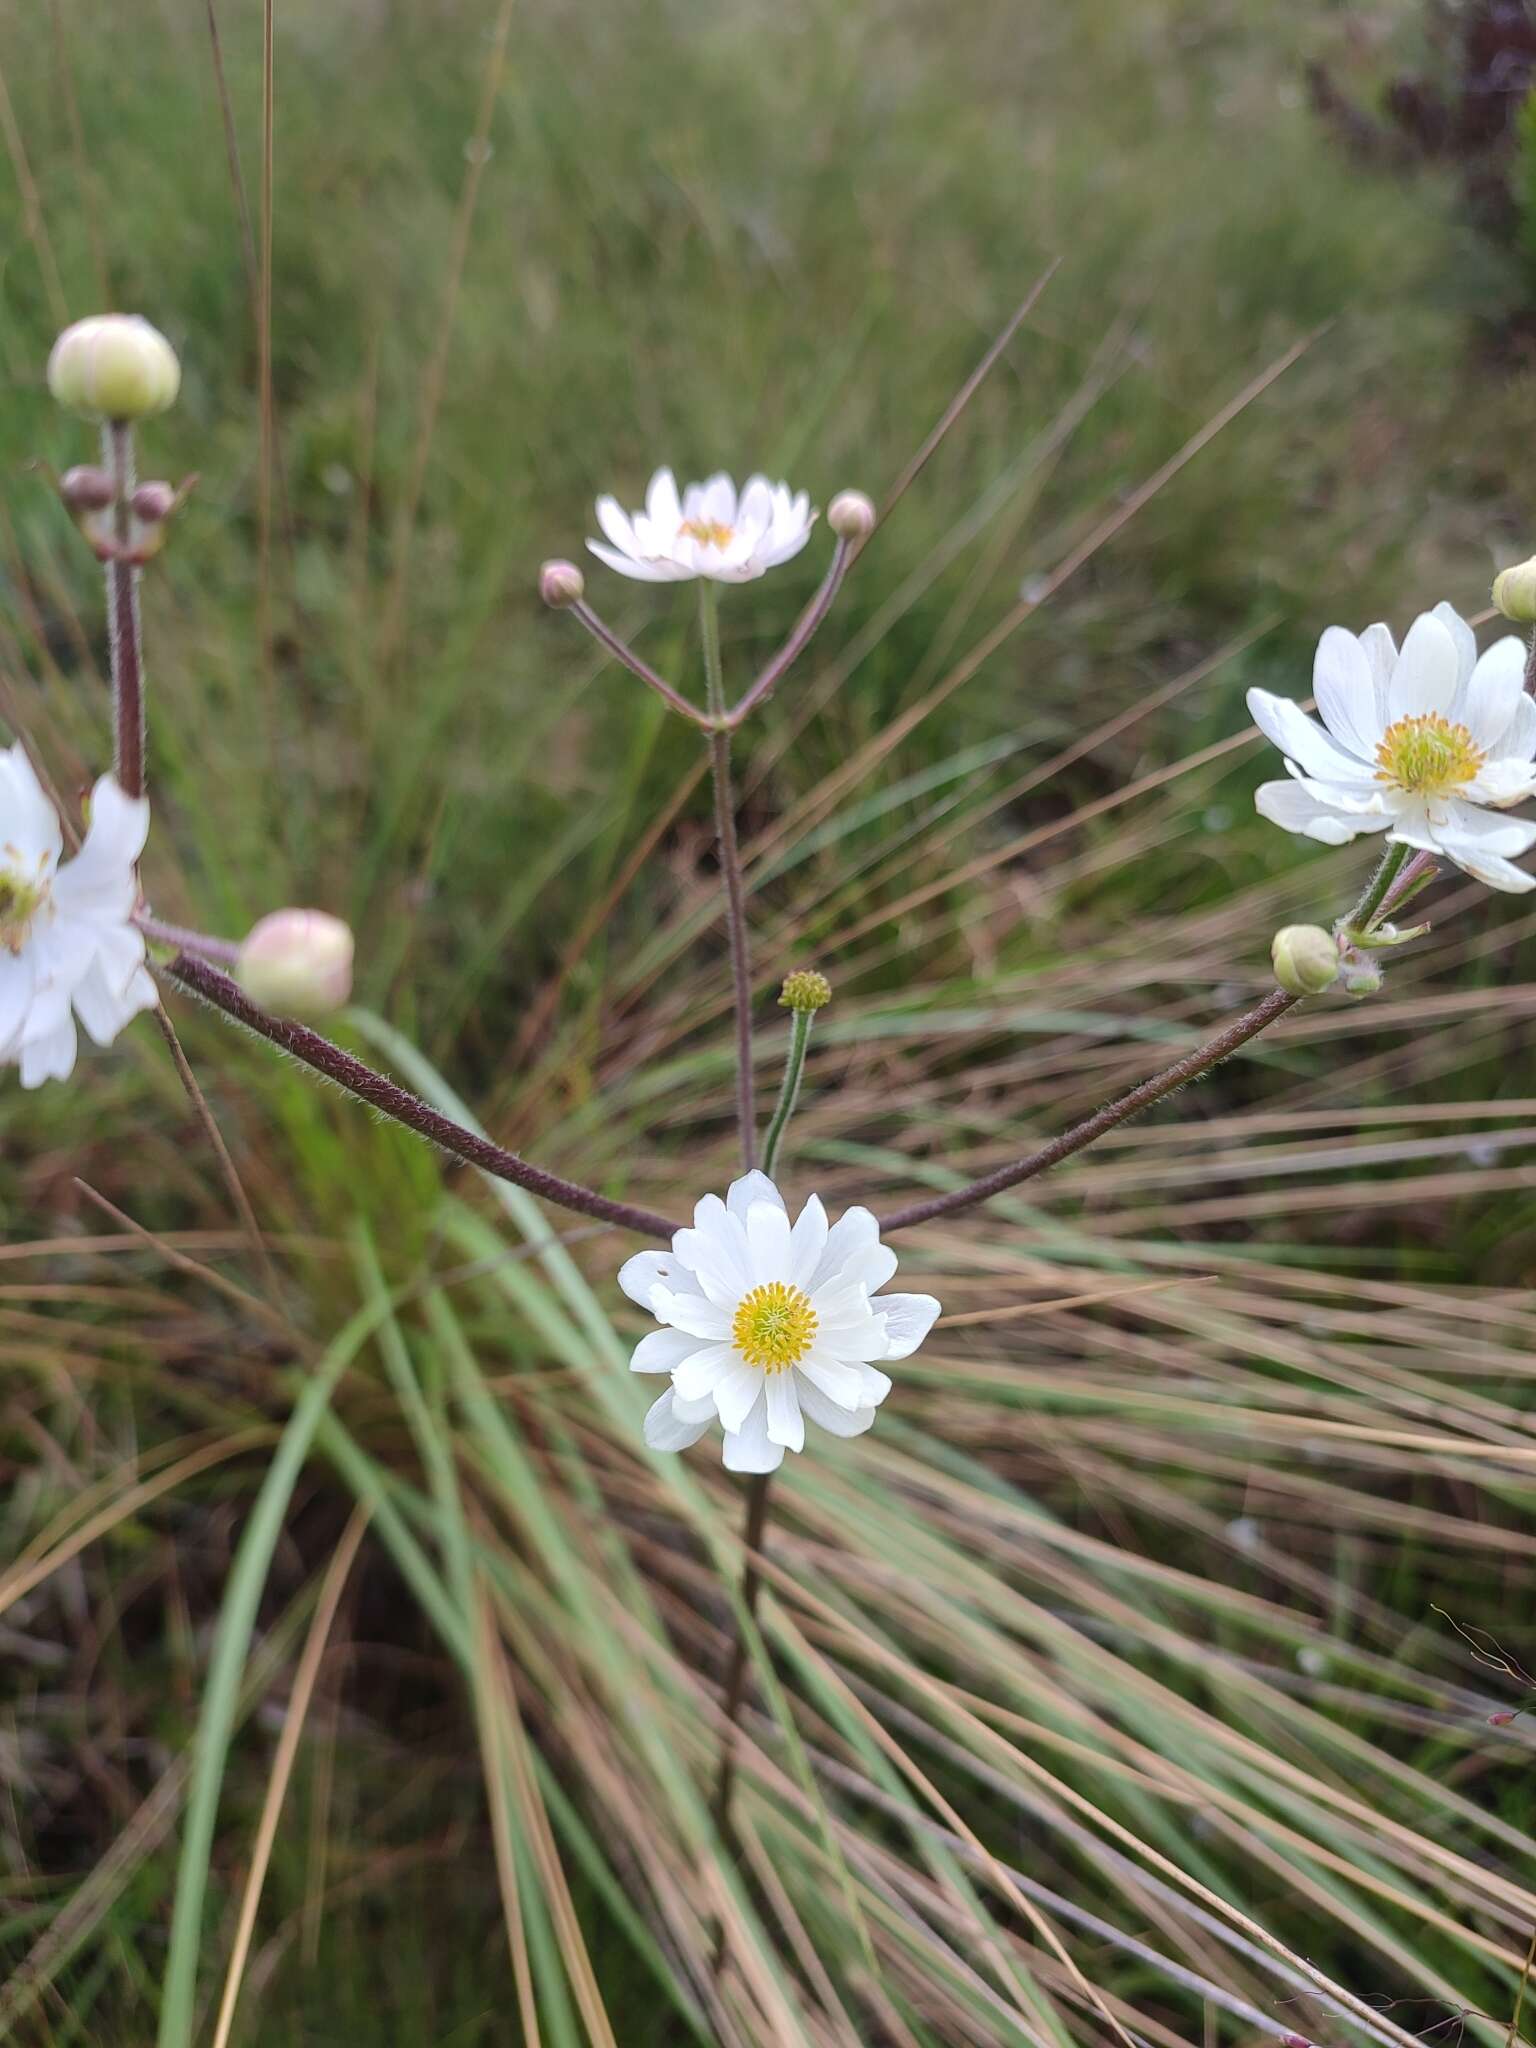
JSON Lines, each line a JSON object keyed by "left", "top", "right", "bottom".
{"left": 538, "top": 558, "right": 585, "bottom": 608}
{"left": 827, "top": 489, "right": 877, "bottom": 542}
{"left": 587, "top": 468, "right": 815, "bottom": 584}
{"left": 47, "top": 315, "right": 181, "bottom": 422}
{"left": 236, "top": 909, "right": 354, "bottom": 1017}
{"left": 1248, "top": 603, "right": 1536, "bottom": 892}
{"left": 619, "top": 1171, "right": 939, "bottom": 1473}
{"left": 0, "top": 746, "right": 155, "bottom": 1087}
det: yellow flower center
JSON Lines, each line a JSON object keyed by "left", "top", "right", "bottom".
{"left": 679, "top": 518, "right": 734, "bottom": 550}
{"left": 731, "top": 1281, "right": 817, "bottom": 1373}
{"left": 1374, "top": 713, "right": 1483, "bottom": 797}
{"left": 0, "top": 869, "right": 44, "bottom": 955}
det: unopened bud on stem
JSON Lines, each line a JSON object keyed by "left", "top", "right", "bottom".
{"left": 131, "top": 480, "right": 177, "bottom": 526}
{"left": 1271, "top": 924, "right": 1340, "bottom": 996}
{"left": 1493, "top": 555, "right": 1536, "bottom": 626}
{"left": 779, "top": 968, "right": 832, "bottom": 1013}
{"left": 539, "top": 558, "right": 585, "bottom": 608}
{"left": 236, "top": 909, "right": 354, "bottom": 1018}
{"left": 827, "top": 490, "right": 876, "bottom": 543}
{"left": 59, "top": 465, "right": 114, "bottom": 515}
{"left": 47, "top": 315, "right": 181, "bottom": 422}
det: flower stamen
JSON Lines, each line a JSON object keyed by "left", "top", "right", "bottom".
{"left": 731, "top": 1280, "right": 817, "bottom": 1373}
{"left": 1374, "top": 713, "right": 1483, "bottom": 797}
{"left": 0, "top": 870, "right": 45, "bottom": 954}
{"left": 679, "top": 518, "right": 735, "bottom": 550}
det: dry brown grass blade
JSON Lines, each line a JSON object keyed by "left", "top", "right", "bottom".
{"left": 210, "top": 1503, "right": 371, "bottom": 2048}
{"left": 471, "top": 1586, "right": 542, "bottom": 2047}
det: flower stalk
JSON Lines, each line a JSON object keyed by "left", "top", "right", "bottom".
{"left": 701, "top": 584, "right": 757, "bottom": 1166}
{"left": 162, "top": 952, "right": 680, "bottom": 1239}
{"left": 104, "top": 420, "right": 145, "bottom": 799}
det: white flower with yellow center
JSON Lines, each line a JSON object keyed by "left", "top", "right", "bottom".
{"left": 0, "top": 745, "right": 156, "bottom": 1087}
{"left": 620, "top": 1171, "right": 939, "bottom": 1473}
{"left": 587, "top": 468, "right": 816, "bottom": 584}
{"left": 1249, "top": 603, "right": 1536, "bottom": 892}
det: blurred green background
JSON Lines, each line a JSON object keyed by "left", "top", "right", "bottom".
{"left": 7, "top": 1, "right": 1536, "bottom": 2042}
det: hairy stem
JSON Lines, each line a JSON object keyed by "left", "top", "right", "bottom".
{"left": 162, "top": 953, "right": 679, "bottom": 1238}
{"left": 759, "top": 1007, "right": 812, "bottom": 1181}
{"left": 701, "top": 585, "right": 756, "bottom": 1166}
{"left": 1344, "top": 839, "right": 1413, "bottom": 933}
{"left": 725, "top": 539, "right": 851, "bottom": 728}
{"left": 881, "top": 984, "right": 1299, "bottom": 1233}
{"left": 137, "top": 914, "right": 241, "bottom": 964}
{"left": 103, "top": 420, "right": 144, "bottom": 797}
{"left": 568, "top": 599, "right": 710, "bottom": 726}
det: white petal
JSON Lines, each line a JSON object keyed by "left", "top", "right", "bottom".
{"left": 794, "top": 1374, "right": 878, "bottom": 1439}
{"left": 18, "top": 1014, "right": 77, "bottom": 1088}
{"left": 645, "top": 467, "right": 682, "bottom": 532}
{"left": 629, "top": 1327, "right": 703, "bottom": 1374}
{"left": 671, "top": 1389, "right": 718, "bottom": 1426}
{"left": 617, "top": 1249, "right": 701, "bottom": 1311}
{"left": 0, "top": 746, "right": 63, "bottom": 869}
{"left": 1500, "top": 694, "right": 1536, "bottom": 763}
{"left": 585, "top": 539, "right": 689, "bottom": 582}
{"left": 873, "top": 1292, "right": 941, "bottom": 1360}
{"left": 643, "top": 1387, "right": 714, "bottom": 1454}
{"left": 71, "top": 954, "right": 154, "bottom": 1046}
{"left": 797, "top": 1353, "right": 867, "bottom": 1411}
{"left": 808, "top": 1205, "right": 880, "bottom": 1292}
{"left": 788, "top": 1196, "right": 830, "bottom": 1290}
{"left": 672, "top": 1202, "right": 750, "bottom": 1304}
{"left": 745, "top": 1199, "right": 793, "bottom": 1285}
{"left": 764, "top": 1371, "right": 804, "bottom": 1452}
{"left": 0, "top": 949, "right": 34, "bottom": 1054}
{"left": 1313, "top": 628, "right": 1384, "bottom": 757}
{"left": 672, "top": 1342, "right": 738, "bottom": 1401}
{"left": 856, "top": 1364, "right": 894, "bottom": 1406}
{"left": 594, "top": 496, "right": 639, "bottom": 554}
{"left": 1388, "top": 613, "right": 1460, "bottom": 723}
{"left": 1247, "top": 689, "right": 1363, "bottom": 779}
{"left": 721, "top": 1394, "right": 784, "bottom": 1474}
{"left": 821, "top": 1238, "right": 897, "bottom": 1296}
{"left": 1432, "top": 602, "right": 1479, "bottom": 692}
{"left": 713, "top": 1361, "right": 766, "bottom": 1432}
{"left": 816, "top": 1316, "right": 892, "bottom": 1364}
{"left": 1463, "top": 757, "right": 1536, "bottom": 806}
{"left": 1460, "top": 638, "right": 1527, "bottom": 751}
{"left": 1254, "top": 779, "right": 1391, "bottom": 846}
{"left": 726, "top": 1170, "right": 785, "bottom": 1223}
{"left": 653, "top": 1290, "right": 732, "bottom": 1341}
{"left": 701, "top": 473, "right": 737, "bottom": 528}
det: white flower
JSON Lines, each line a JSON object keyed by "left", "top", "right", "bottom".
{"left": 587, "top": 468, "right": 816, "bottom": 584}
{"left": 0, "top": 746, "right": 156, "bottom": 1087}
{"left": 1248, "top": 603, "right": 1536, "bottom": 892}
{"left": 620, "top": 1171, "right": 939, "bottom": 1473}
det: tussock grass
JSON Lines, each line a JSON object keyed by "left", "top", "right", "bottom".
{"left": 4, "top": 0, "right": 1536, "bottom": 2041}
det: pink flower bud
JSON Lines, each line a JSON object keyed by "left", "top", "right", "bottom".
{"left": 59, "top": 465, "right": 115, "bottom": 515}
{"left": 236, "top": 910, "right": 354, "bottom": 1018}
{"left": 539, "top": 558, "right": 585, "bottom": 608}
{"left": 1488, "top": 1709, "right": 1516, "bottom": 1727}
{"left": 131, "top": 480, "right": 177, "bottom": 525}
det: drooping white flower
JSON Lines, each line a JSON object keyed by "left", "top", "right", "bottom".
{"left": 588, "top": 468, "right": 816, "bottom": 584}
{"left": 0, "top": 745, "right": 156, "bottom": 1087}
{"left": 620, "top": 1171, "right": 939, "bottom": 1473}
{"left": 1248, "top": 603, "right": 1536, "bottom": 892}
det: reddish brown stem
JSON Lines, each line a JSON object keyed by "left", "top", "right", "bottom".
{"left": 881, "top": 986, "right": 1299, "bottom": 1233}
{"left": 162, "top": 953, "right": 679, "bottom": 1239}
{"left": 104, "top": 421, "right": 144, "bottom": 797}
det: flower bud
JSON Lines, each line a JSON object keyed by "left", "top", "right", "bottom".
{"left": 779, "top": 969, "right": 832, "bottom": 1013}
{"left": 1493, "top": 555, "right": 1536, "bottom": 626}
{"left": 47, "top": 316, "right": 181, "bottom": 422}
{"left": 1488, "top": 1709, "right": 1517, "bottom": 1727}
{"left": 131, "top": 480, "right": 177, "bottom": 525}
{"left": 827, "top": 490, "right": 876, "bottom": 543}
{"left": 1340, "top": 958, "right": 1384, "bottom": 999}
{"left": 236, "top": 909, "right": 354, "bottom": 1018}
{"left": 539, "top": 558, "right": 585, "bottom": 608}
{"left": 1271, "top": 924, "right": 1340, "bottom": 996}
{"left": 59, "top": 465, "right": 114, "bottom": 515}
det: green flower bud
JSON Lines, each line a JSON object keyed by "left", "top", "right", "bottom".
{"left": 1493, "top": 556, "right": 1536, "bottom": 626}
{"left": 1271, "top": 924, "right": 1339, "bottom": 996}
{"left": 47, "top": 315, "right": 181, "bottom": 422}
{"left": 779, "top": 969, "right": 832, "bottom": 1013}
{"left": 827, "top": 490, "right": 876, "bottom": 543}
{"left": 237, "top": 909, "right": 354, "bottom": 1018}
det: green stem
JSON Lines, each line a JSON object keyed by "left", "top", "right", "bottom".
{"left": 1344, "top": 840, "right": 1412, "bottom": 934}
{"left": 699, "top": 580, "right": 726, "bottom": 723}
{"left": 760, "top": 1008, "right": 812, "bottom": 1180}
